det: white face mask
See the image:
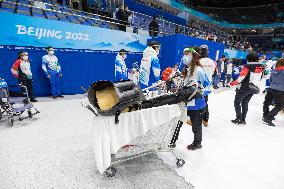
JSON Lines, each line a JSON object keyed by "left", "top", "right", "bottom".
{"left": 22, "top": 55, "right": 28, "bottom": 61}
{"left": 49, "top": 51, "right": 55, "bottom": 55}
{"left": 182, "top": 55, "right": 192, "bottom": 65}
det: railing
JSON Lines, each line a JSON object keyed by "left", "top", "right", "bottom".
{"left": 0, "top": 0, "right": 230, "bottom": 41}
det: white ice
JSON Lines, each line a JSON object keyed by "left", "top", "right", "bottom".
{"left": 158, "top": 88, "right": 284, "bottom": 189}
{"left": 0, "top": 88, "right": 284, "bottom": 189}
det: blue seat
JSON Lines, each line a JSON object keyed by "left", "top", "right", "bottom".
{"left": 33, "top": 13, "right": 45, "bottom": 18}
{"left": 45, "top": 11, "right": 56, "bottom": 17}
{"left": 100, "top": 22, "right": 110, "bottom": 29}
{"left": 81, "top": 21, "right": 91, "bottom": 26}
{"left": 67, "top": 15, "right": 77, "bottom": 20}
{"left": 1, "top": 2, "right": 16, "bottom": 9}
{"left": 17, "top": 6, "right": 30, "bottom": 11}
{"left": 88, "top": 18, "right": 98, "bottom": 24}
{"left": 45, "top": 5, "right": 52, "bottom": 9}
{"left": 31, "top": 8, "right": 44, "bottom": 14}
{"left": 18, "top": 0, "right": 29, "bottom": 5}
{"left": 0, "top": 8, "right": 15, "bottom": 13}
{"left": 59, "top": 17, "right": 70, "bottom": 22}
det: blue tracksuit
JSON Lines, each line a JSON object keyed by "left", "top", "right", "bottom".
{"left": 184, "top": 66, "right": 210, "bottom": 111}
{"left": 114, "top": 54, "right": 128, "bottom": 81}
{"left": 139, "top": 47, "right": 161, "bottom": 89}
{"left": 42, "top": 55, "right": 62, "bottom": 97}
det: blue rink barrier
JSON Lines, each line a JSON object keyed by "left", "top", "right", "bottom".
{"left": 0, "top": 46, "right": 142, "bottom": 96}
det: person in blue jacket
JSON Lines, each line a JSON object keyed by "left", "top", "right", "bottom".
{"left": 183, "top": 47, "right": 211, "bottom": 151}
{"left": 114, "top": 49, "right": 128, "bottom": 81}
{"left": 263, "top": 58, "right": 284, "bottom": 126}
{"left": 178, "top": 48, "right": 193, "bottom": 72}
{"left": 42, "top": 47, "right": 63, "bottom": 99}
{"left": 139, "top": 41, "right": 161, "bottom": 89}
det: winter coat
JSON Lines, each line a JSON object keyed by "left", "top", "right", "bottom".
{"left": 11, "top": 59, "right": 33, "bottom": 80}
{"left": 226, "top": 61, "right": 233, "bottom": 75}
{"left": 230, "top": 62, "right": 265, "bottom": 91}
{"left": 270, "top": 66, "right": 284, "bottom": 92}
{"left": 199, "top": 57, "right": 215, "bottom": 82}
{"left": 184, "top": 66, "right": 210, "bottom": 111}
{"left": 114, "top": 54, "right": 128, "bottom": 81}
{"left": 264, "top": 60, "right": 276, "bottom": 89}
{"left": 139, "top": 46, "right": 160, "bottom": 87}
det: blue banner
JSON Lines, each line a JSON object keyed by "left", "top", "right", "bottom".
{"left": 0, "top": 12, "right": 150, "bottom": 52}
{"left": 224, "top": 49, "right": 247, "bottom": 59}
{"left": 0, "top": 45, "right": 143, "bottom": 96}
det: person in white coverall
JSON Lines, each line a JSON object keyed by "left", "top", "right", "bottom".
{"left": 139, "top": 41, "right": 161, "bottom": 89}
{"left": 199, "top": 45, "right": 215, "bottom": 126}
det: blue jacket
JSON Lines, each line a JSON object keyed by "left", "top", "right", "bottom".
{"left": 42, "top": 55, "right": 62, "bottom": 77}
{"left": 184, "top": 66, "right": 210, "bottom": 111}
{"left": 270, "top": 66, "right": 284, "bottom": 92}
{"left": 114, "top": 54, "right": 128, "bottom": 81}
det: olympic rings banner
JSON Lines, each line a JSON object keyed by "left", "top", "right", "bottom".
{"left": 0, "top": 12, "right": 150, "bottom": 52}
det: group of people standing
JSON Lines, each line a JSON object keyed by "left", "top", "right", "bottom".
{"left": 11, "top": 47, "right": 63, "bottom": 102}
{"left": 115, "top": 42, "right": 284, "bottom": 151}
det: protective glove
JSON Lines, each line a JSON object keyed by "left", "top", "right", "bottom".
{"left": 230, "top": 80, "right": 239, "bottom": 86}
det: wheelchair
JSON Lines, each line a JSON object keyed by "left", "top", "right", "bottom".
{"left": 0, "top": 78, "right": 40, "bottom": 126}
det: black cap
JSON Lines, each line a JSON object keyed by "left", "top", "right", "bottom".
{"left": 46, "top": 46, "right": 54, "bottom": 51}
{"left": 18, "top": 51, "right": 28, "bottom": 57}
{"left": 119, "top": 49, "right": 127, "bottom": 53}
{"left": 148, "top": 41, "right": 160, "bottom": 47}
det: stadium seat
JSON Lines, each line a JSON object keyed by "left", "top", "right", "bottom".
{"left": 81, "top": 21, "right": 92, "bottom": 26}
{"left": 59, "top": 17, "right": 70, "bottom": 22}
{"left": 0, "top": 7, "right": 15, "bottom": 13}
{"left": 32, "top": 13, "right": 45, "bottom": 18}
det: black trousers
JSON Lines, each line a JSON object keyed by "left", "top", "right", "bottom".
{"left": 188, "top": 109, "right": 203, "bottom": 145}
{"left": 234, "top": 89, "right": 253, "bottom": 121}
{"left": 266, "top": 89, "right": 284, "bottom": 120}
{"left": 263, "top": 90, "right": 273, "bottom": 117}
{"left": 18, "top": 79, "right": 35, "bottom": 101}
{"left": 203, "top": 95, "right": 209, "bottom": 122}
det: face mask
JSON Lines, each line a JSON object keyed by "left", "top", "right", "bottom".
{"left": 22, "top": 56, "right": 28, "bottom": 61}
{"left": 156, "top": 50, "right": 160, "bottom": 55}
{"left": 182, "top": 55, "right": 192, "bottom": 65}
{"left": 49, "top": 51, "right": 55, "bottom": 55}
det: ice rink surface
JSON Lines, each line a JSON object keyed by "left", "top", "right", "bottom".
{"left": 0, "top": 88, "right": 284, "bottom": 189}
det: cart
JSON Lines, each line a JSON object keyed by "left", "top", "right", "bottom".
{"left": 104, "top": 103, "right": 187, "bottom": 177}
{"left": 85, "top": 79, "right": 198, "bottom": 177}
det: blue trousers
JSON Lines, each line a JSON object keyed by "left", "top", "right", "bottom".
{"left": 49, "top": 73, "right": 61, "bottom": 97}
{"left": 213, "top": 75, "right": 221, "bottom": 87}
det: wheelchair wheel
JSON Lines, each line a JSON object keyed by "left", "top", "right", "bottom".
{"left": 9, "top": 117, "right": 14, "bottom": 127}
{"left": 28, "top": 110, "right": 33, "bottom": 118}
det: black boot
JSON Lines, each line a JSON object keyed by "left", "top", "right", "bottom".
{"left": 231, "top": 118, "right": 246, "bottom": 125}
{"left": 187, "top": 142, "right": 202, "bottom": 151}
{"left": 262, "top": 117, "right": 275, "bottom": 127}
